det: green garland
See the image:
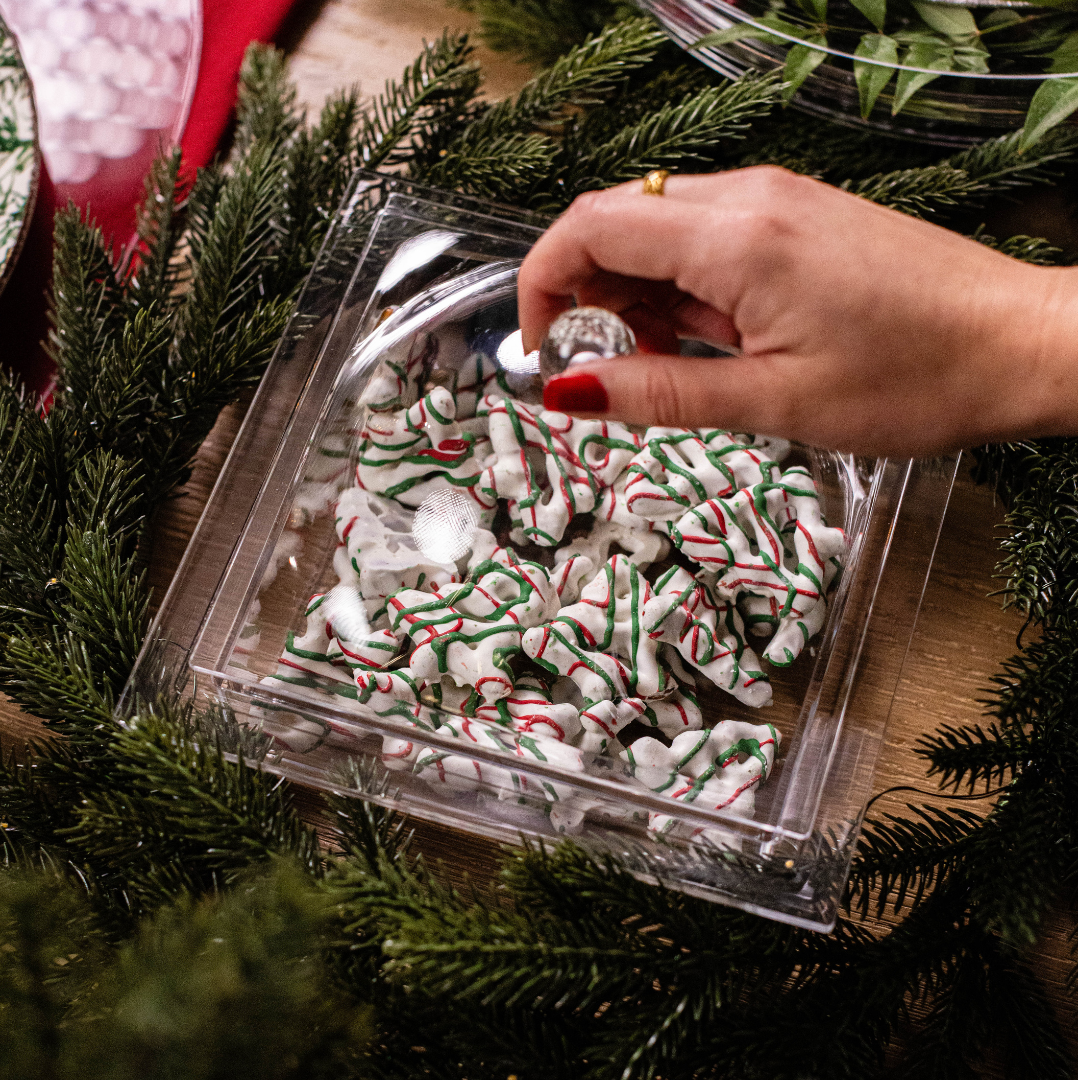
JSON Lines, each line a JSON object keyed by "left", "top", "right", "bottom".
{"left": 0, "top": 12, "right": 1076, "bottom": 1077}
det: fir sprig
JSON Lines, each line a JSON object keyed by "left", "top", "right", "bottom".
{"left": 451, "top": 0, "right": 639, "bottom": 66}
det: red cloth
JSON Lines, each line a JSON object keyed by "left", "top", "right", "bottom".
{"left": 181, "top": 0, "right": 299, "bottom": 177}
{"left": 4, "top": 0, "right": 299, "bottom": 399}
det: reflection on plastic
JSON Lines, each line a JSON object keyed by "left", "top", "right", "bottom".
{"left": 321, "top": 581, "right": 372, "bottom": 644}
{"left": 374, "top": 229, "right": 461, "bottom": 294}
{"left": 412, "top": 487, "right": 479, "bottom": 564}
{"left": 495, "top": 328, "right": 540, "bottom": 376}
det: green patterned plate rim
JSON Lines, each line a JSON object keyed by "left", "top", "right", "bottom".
{"left": 0, "top": 17, "right": 38, "bottom": 299}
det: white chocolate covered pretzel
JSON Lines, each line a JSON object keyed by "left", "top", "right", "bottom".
{"left": 624, "top": 429, "right": 778, "bottom": 522}
{"left": 522, "top": 554, "right": 671, "bottom": 705}
{"left": 643, "top": 567, "right": 771, "bottom": 708}
{"left": 665, "top": 465, "right": 845, "bottom": 667}
{"left": 622, "top": 720, "right": 780, "bottom": 834}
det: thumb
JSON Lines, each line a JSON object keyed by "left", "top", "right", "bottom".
{"left": 541, "top": 353, "right": 794, "bottom": 435}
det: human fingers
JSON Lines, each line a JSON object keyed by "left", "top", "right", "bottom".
{"left": 518, "top": 167, "right": 825, "bottom": 351}
{"left": 573, "top": 279, "right": 739, "bottom": 351}
{"left": 539, "top": 354, "right": 956, "bottom": 456}
{"left": 541, "top": 353, "right": 797, "bottom": 439}
{"left": 517, "top": 189, "right": 738, "bottom": 350}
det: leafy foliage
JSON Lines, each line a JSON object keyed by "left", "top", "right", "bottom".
{"left": 690, "top": 0, "right": 1077, "bottom": 131}
{"left": 0, "top": 16, "right": 1075, "bottom": 1080}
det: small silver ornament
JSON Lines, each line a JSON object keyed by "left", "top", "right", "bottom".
{"left": 538, "top": 306, "right": 636, "bottom": 383}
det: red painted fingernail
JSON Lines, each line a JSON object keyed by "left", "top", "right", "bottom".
{"left": 543, "top": 372, "right": 609, "bottom": 414}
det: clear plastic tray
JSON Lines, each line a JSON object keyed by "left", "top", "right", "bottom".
{"left": 122, "top": 172, "right": 959, "bottom": 931}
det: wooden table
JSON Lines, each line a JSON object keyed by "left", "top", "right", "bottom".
{"left": 1, "top": 0, "right": 1074, "bottom": 1069}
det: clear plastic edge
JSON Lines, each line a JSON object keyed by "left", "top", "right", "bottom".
{"left": 120, "top": 173, "right": 960, "bottom": 930}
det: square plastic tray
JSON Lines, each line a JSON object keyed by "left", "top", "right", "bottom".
{"left": 123, "top": 172, "right": 958, "bottom": 931}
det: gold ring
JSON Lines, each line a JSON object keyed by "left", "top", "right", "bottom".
{"left": 642, "top": 169, "right": 669, "bottom": 196}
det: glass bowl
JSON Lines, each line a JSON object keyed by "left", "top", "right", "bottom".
{"left": 636, "top": 0, "right": 1076, "bottom": 146}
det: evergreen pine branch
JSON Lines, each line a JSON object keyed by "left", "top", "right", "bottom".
{"left": 62, "top": 707, "right": 324, "bottom": 916}
{"left": 0, "top": 377, "right": 62, "bottom": 625}
{"left": 49, "top": 209, "right": 126, "bottom": 406}
{"left": 842, "top": 127, "right": 1077, "bottom": 218}
{"left": 993, "top": 439, "right": 1077, "bottom": 623}
{"left": 64, "top": 447, "right": 143, "bottom": 542}
{"left": 418, "top": 19, "right": 665, "bottom": 193}
{"left": 846, "top": 804, "right": 983, "bottom": 917}
{"left": 464, "top": 18, "right": 666, "bottom": 142}
{"left": 895, "top": 934, "right": 997, "bottom": 1080}
{"left": 144, "top": 135, "right": 296, "bottom": 500}
{"left": 325, "top": 851, "right": 475, "bottom": 997}
{"left": 556, "top": 73, "right": 782, "bottom": 203}
{"left": 915, "top": 720, "right": 1032, "bottom": 792}
{"left": 183, "top": 163, "right": 228, "bottom": 273}
{"left": 0, "top": 863, "right": 369, "bottom": 1080}
{"left": 265, "top": 89, "right": 363, "bottom": 298}
{"left": 734, "top": 109, "right": 936, "bottom": 179}
{"left": 842, "top": 165, "right": 984, "bottom": 217}
{"left": 128, "top": 149, "right": 188, "bottom": 313}
{"left": 946, "top": 125, "right": 1078, "bottom": 195}
{"left": 0, "top": 867, "right": 110, "bottom": 1075}
{"left": 359, "top": 31, "right": 482, "bottom": 173}
{"left": 563, "top": 60, "right": 716, "bottom": 154}
{"left": 451, "top": 0, "right": 639, "bottom": 66}
{"left": 0, "top": 632, "right": 115, "bottom": 733}
{"left": 56, "top": 523, "right": 146, "bottom": 699}
{"left": 964, "top": 777, "right": 1073, "bottom": 945}
{"left": 987, "top": 947, "right": 1076, "bottom": 1079}
{"left": 324, "top": 762, "right": 414, "bottom": 872}
{"left": 971, "top": 229, "right": 1065, "bottom": 266}
{"left": 68, "top": 307, "right": 172, "bottom": 463}
{"left": 232, "top": 42, "right": 302, "bottom": 159}
{"left": 421, "top": 130, "right": 557, "bottom": 201}
{"left": 0, "top": 736, "right": 84, "bottom": 866}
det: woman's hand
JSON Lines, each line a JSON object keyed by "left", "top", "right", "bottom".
{"left": 517, "top": 168, "right": 1077, "bottom": 456}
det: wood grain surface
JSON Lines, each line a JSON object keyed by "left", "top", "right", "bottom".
{"left": 0, "top": 1, "right": 1074, "bottom": 1070}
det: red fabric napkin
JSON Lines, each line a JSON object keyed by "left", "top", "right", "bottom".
{"left": 3, "top": 0, "right": 298, "bottom": 399}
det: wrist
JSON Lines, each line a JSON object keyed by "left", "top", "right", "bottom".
{"left": 977, "top": 264, "right": 1077, "bottom": 444}
{"left": 1018, "top": 266, "right": 1077, "bottom": 439}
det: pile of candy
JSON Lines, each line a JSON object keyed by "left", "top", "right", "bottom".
{"left": 268, "top": 329, "right": 846, "bottom": 837}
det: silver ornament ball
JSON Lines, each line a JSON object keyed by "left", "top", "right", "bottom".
{"left": 538, "top": 306, "right": 636, "bottom": 382}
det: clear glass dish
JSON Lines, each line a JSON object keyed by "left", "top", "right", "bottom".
{"left": 122, "top": 173, "right": 959, "bottom": 931}
{"left": 636, "top": 0, "right": 1074, "bottom": 146}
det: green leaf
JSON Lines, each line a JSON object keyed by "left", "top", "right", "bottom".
{"left": 952, "top": 41, "right": 991, "bottom": 73}
{"left": 850, "top": 0, "right": 888, "bottom": 32}
{"left": 892, "top": 40, "right": 953, "bottom": 114}
{"left": 1020, "top": 76, "right": 1079, "bottom": 151}
{"left": 694, "top": 25, "right": 785, "bottom": 49}
{"left": 782, "top": 37, "right": 830, "bottom": 102}
{"left": 911, "top": 1, "right": 980, "bottom": 41}
{"left": 855, "top": 34, "right": 899, "bottom": 118}
{"left": 980, "top": 9, "right": 1023, "bottom": 32}
{"left": 695, "top": 13, "right": 806, "bottom": 51}
{"left": 797, "top": 0, "right": 829, "bottom": 24}
{"left": 1046, "top": 31, "right": 1078, "bottom": 73}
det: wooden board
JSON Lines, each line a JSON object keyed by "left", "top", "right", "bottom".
{"left": 1, "top": 1, "right": 1073, "bottom": 1069}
